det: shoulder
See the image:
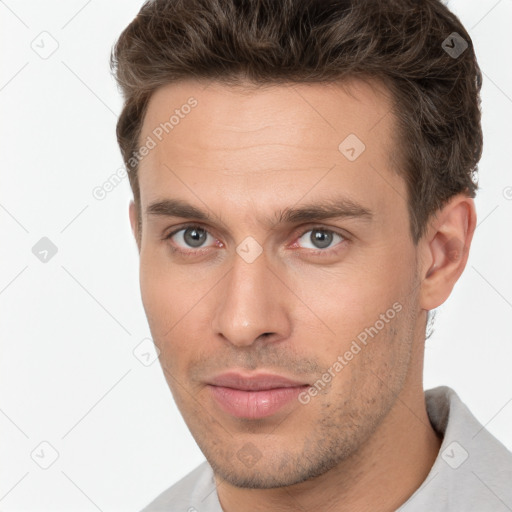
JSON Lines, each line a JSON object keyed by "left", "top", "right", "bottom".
{"left": 140, "top": 460, "right": 221, "bottom": 512}
{"left": 399, "top": 386, "right": 512, "bottom": 511}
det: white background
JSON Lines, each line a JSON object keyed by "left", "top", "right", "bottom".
{"left": 1, "top": 1, "right": 511, "bottom": 510}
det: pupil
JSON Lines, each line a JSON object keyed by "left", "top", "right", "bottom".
{"left": 311, "top": 230, "right": 332, "bottom": 249}
{"left": 184, "top": 227, "right": 206, "bottom": 247}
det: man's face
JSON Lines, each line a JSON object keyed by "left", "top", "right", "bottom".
{"left": 133, "top": 79, "right": 424, "bottom": 488}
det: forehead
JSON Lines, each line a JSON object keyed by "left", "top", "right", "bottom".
{"left": 141, "top": 78, "right": 394, "bottom": 155}
{"left": 137, "top": 78, "right": 406, "bottom": 226}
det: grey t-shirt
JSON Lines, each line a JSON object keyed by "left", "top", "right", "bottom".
{"left": 141, "top": 386, "right": 512, "bottom": 511}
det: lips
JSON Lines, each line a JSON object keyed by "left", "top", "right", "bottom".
{"left": 208, "top": 372, "right": 308, "bottom": 391}
{"left": 207, "top": 371, "right": 309, "bottom": 419}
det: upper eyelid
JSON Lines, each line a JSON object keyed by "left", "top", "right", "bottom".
{"left": 165, "top": 223, "right": 213, "bottom": 237}
{"left": 296, "top": 226, "right": 346, "bottom": 239}
{"left": 164, "top": 224, "right": 216, "bottom": 244}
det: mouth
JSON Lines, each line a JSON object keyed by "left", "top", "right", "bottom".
{"left": 206, "top": 371, "right": 310, "bottom": 419}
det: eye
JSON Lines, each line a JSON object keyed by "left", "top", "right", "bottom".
{"left": 296, "top": 228, "right": 345, "bottom": 251}
{"left": 166, "top": 225, "right": 216, "bottom": 249}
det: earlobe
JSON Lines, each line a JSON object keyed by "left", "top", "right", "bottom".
{"left": 420, "top": 196, "right": 476, "bottom": 311}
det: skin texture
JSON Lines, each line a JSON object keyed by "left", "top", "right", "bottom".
{"left": 130, "top": 79, "right": 476, "bottom": 511}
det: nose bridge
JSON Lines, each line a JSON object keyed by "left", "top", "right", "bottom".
{"left": 212, "top": 245, "right": 290, "bottom": 347}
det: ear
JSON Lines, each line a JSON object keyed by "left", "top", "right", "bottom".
{"left": 419, "top": 194, "right": 476, "bottom": 311}
{"left": 129, "top": 200, "right": 141, "bottom": 252}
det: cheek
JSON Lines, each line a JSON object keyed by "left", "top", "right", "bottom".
{"left": 138, "top": 249, "right": 218, "bottom": 367}
{"left": 139, "top": 253, "right": 171, "bottom": 328}
{"left": 138, "top": 249, "right": 192, "bottom": 349}
{"left": 139, "top": 244, "right": 199, "bottom": 318}
{"left": 287, "top": 248, "right": 415, "bottom": 367}
{"left": 290, "top": 264, "right": 401, "bottom": 332}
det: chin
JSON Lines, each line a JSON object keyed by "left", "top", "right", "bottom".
{"left": 207, "top": 447, "right": 342, "bottom": 490}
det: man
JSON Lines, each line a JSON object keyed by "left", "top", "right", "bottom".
{"left": 111, "top": 0, "right": 512, "bottom": 510}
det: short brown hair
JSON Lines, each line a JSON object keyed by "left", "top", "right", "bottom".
{"left": 111, "top": 0, "right": 482, "bottom": 242}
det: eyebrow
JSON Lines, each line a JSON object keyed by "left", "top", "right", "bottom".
{"left": 146, "top": 197, "right": 373, "bottom": 227}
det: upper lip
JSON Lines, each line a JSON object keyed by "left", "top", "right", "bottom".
{"left": 208, "top": 372, "right": 308, "bottom": 391}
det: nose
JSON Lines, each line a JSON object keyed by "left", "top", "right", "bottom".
{"left": 211, "top": 245, "right": 292, "bottom": 348}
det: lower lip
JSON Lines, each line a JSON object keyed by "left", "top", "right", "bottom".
{"left": 208, "top": 385, "right": 308, "bottom": 419}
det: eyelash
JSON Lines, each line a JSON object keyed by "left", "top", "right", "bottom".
{"left": 163, "top": 223, "right": 348, "bottom": 258}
